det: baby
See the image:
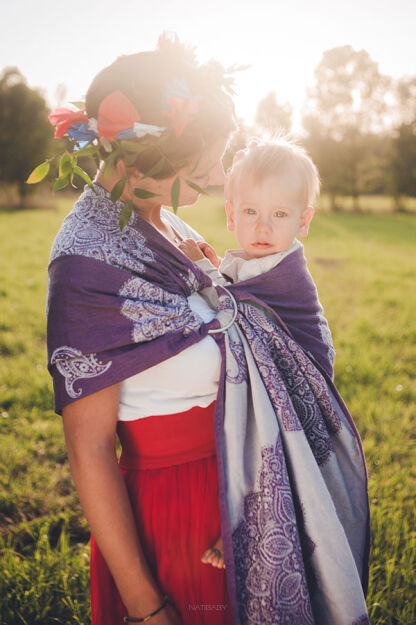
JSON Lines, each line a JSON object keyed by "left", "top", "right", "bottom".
{"left": 179, "top": 138, "right": 335, "bottom": 569}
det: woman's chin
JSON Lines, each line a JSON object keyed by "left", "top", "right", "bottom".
{"left": 177, "top": 192, "right": 201, "bottom": 208}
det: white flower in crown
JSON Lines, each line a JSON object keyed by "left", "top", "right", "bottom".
{"left": 132, "top": 122, "right": 166, "bottom": 138}
{"left": 115, "top": 122, "right": 167, "bottom": 140}
{"left": 89, "top": 118, "right": 98, "bottom": 132}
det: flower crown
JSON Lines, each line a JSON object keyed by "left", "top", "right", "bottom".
{"left": 51, "top": 80, "right": 200, "bottom": 146}
{"left": 26, "top": 80, "right": 207, "bottom": 229}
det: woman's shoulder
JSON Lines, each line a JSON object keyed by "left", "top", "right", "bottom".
{"left": 49, "top": 185, "right": 154, "bottom": 272}
{"left": 161, "top": 208, "right": 204, "bottom": 243}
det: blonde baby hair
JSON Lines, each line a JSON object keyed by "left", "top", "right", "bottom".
{"left": 225, "top": 136, "right": 320, "bottom": 209}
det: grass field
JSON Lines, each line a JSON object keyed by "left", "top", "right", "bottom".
{"left": 0, "top": 196, "right": 415, "bottom": 625}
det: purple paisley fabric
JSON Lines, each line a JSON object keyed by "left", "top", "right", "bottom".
{"left": 232, "top": 436, "right": 315, "bottom": 625}
{"left": 224, "top": 245, "right": 336, "bottom": 381}
{"left": 47, "top": 185, "right": 370, "bottom": 625}
{"left": 238, "top": 303, "right": 342, "bottom": 467}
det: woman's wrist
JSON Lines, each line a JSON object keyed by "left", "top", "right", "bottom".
{"left": 124, "top": 594, "right": 169, "bottom": 622}
{"left": 124, "top": 586, "right": 167, "bottom": 620}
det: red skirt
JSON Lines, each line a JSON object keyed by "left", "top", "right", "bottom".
{"left": 90, "top": 402, "right": 235, "bottom": 625}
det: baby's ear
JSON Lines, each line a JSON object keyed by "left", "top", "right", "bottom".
{"left": 298, "top": 207, "right": 315, "bottom": 237}
{"left": 225, "top": 200, "right": 235, "bottom": 232}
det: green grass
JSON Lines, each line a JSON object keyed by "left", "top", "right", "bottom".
{"left": 1, "top": 197, "right": 415, "bottom": 624}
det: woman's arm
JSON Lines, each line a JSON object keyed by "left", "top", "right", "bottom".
{"left": 62, "top": 384, "right": 180, "bottom": 622}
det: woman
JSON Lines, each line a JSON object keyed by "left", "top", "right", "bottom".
{"left": 47, "top": 36, "right": 370, "bottom": 625}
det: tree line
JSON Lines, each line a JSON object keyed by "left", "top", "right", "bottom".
{"left": 1, "top": 46, "right": 415, "bottom": 210}
{"left": 231, "top": 46, "right": 416, "bottom": 211}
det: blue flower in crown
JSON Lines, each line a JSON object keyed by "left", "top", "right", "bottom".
{"left": 67, "top": 122, "right": 98, "bottom": 150}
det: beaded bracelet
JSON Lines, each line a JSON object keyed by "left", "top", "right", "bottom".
{"left": 123, "top": 595, "right": 170, "bottom": 623}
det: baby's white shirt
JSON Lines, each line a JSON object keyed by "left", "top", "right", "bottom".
{"left": 195, "top": 239, "right": 302, "bottom": 285}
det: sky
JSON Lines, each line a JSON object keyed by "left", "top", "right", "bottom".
{"left": 1, "top": 0, "right": 415, "bottom": 130}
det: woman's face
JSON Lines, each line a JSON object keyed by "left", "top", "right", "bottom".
{"left": 122, "top": 137, "right": 228, "bottom": 211}
{"left": 157, "top": 137, "right": 228, "bottom": 207}
{"left": 184, "top": 138, "right": 228, "bottom": 186}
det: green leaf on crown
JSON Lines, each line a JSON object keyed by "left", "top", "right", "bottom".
{"left": 74, "top": 144, "right": 99, "bottom": 159}
{"left": 119, "top": 200, "right": 133, "bottom": 231}
{"left": 133, "top": 188, "right": 160, "bottom": 199}
{"left": 111, "top": 178, "right": 126, "bottom": 203}
{"left": 124, "top": 153, "right": 139, "bottom": 167}
{"left": 59, "top": 153, "right": 73, "bottom": 178}
{"left": 74, "top": 166, "right": 94, "bottom": 189}
{"left": 141, "top": 157, "right": 165, "bottom": 179}
{"left": 171, "top": 177, "right": 180, "bottom": 213}
{"left": 185, "top": 180, "right": 208, "bottom": 195}
{"left": 26, "top": 161, "right": 50, "bottom": 184}
{"left": 69, "top": 101, "right": 85, "bottom": 109}
{"left": 53, "top": 175, "right": 70, "bottom": 192}
{"left": 120, "top": 140, "right": 150, "bottom": 153}
{"left": 103, "top": 150, "right": 120, "bottom": 182}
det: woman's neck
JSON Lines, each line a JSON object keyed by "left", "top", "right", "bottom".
{"left": 95, "top": 171, "right": 164, "bottom": 228}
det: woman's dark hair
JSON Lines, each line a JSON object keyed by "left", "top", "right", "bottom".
{"left": 85, "top": 34, "right": 236, "bottom": 178}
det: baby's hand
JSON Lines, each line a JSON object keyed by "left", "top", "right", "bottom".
{"left": 178, "top": 239, "right": 205, "bottom": 261}
{"left": 201, "top": 536, "right": 225, "bottom": 569}
{"left": 197, "top": 242, "right": 221, "bottom": 268}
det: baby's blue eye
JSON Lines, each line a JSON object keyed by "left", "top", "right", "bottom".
{"left": 245, "top": 208, "right": 256, "bottom": 215}
{"left": 274, "top": 211, "right": 286, "bottom": 218}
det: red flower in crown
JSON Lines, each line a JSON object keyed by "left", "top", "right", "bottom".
{"left": 163, "top": 97, "right": 199, "bottom": 137}
{"left": 97, "top": 91, "right": 141, "bottom": 140}
{"left": 48, "top": 109, "right": 88, "bottom": 138}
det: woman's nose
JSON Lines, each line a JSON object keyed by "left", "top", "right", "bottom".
{"left": 207, "top": 161, "right": 225, "bottom": 187}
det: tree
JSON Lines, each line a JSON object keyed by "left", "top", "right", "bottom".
{"left": 388, "top": 77, "right": 416, "bottom": 209}
{"left": 388, "top": 121, "right": 416, "bottom": 210}
{"left": 393, "top": 76, "right": 416, "bottom": 126}
{"left": 0, "top": 67, "right": 54, "bottom": 205}
{"left": 302, "top": 46, "right": 391, "bottom": 210}
{"left": 256, "top": 92, "right": 292, "bottom": 135}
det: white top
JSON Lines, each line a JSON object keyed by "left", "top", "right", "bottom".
{"left": 195, "top": 239, "right": 302, "bottom": 284}
{"left": 118, "top": 210, "right": 222, "bottom": 421}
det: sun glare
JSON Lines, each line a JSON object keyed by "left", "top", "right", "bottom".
{"left": 0, "top": 0, "right": 414, "bottom": 133}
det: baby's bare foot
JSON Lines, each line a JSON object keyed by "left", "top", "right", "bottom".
{"left": 201, "top": 536, "right": 225, "bottom": 569}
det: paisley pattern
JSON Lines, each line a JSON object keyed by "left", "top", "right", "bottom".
{"left": 293, "top": 499, "right": 318, "bottom": 598}
{"left": 226, "top": 337, "right": 248, "bottom": 384}
{"left": 232, "top": 435, "right": 315, "bottom": 625}
{"left": 238, "top": 303, "right": 342, "bottom": 466}
{"left": 119, "top": 276, "right": 203, "bottom": 342}
{"left": 50, "top": 346, "right": 112, "bottom": 399}
{"left": 49, "top": 185, "right": 155, "bottom": 273}
{"left": 182, "top": 267, "right": 204, "bottom": 293}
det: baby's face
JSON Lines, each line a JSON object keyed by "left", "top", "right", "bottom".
{"left": 226, "top": 173, "right": 314, "bottom": 260}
